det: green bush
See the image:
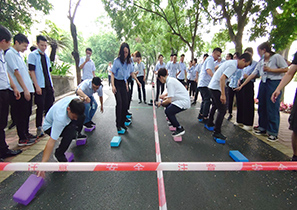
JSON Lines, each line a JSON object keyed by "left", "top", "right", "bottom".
{"left": 51, "top": 62, "right": 72, "bottom": 76}
{"left": 95, "top": 72, "right": 108, "bottom": 79}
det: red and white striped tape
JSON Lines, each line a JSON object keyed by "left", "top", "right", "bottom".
{"left": 151, "top": 82, "right": 167, "bottom": 210}
{"left": 1, "top": 162, "right": 297, "bottom": 171}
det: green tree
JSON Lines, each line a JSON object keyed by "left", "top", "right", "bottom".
{"left": 0, "top": 0, "right": 52, "bottom": 33}
{"left": 41, "top": 20, "right": 71, "bottom": 62}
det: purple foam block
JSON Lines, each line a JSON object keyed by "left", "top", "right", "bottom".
{"left": 65, "top": 152, "right": 74, "bottom": 162}
{"left": 76, "top": 138, "right": 87, "bottom": 146}
{"left": 173, "top": 136, "right": 182, "bottom": 142}
{"left": 169, "top": 126, "right": 176, "bottom": 131}
{"left": 84, "top": 125, "right": 95, "bottom": 132}
{"left": 13, "top": 174, "right": 44, "bottom": 205}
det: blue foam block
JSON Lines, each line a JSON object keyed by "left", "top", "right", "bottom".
{"left": 111, "top": 136, "right": 121, "bottom": 147}
{"left": 126, "top": 115, "right": 132, "bottom": 119}
{"left": 229, "top": 150, "right": 249, "bottom": 162}
{"left": 117, "top": 128, "right": 125, "bottom": 135}
{"left": 125, "top": 121, "right": 131, "bottom": 126}
{"left": 204, "top": 124, "right": 214, "bottom": 131}
{"left": 214, "top": 138, "right": 226, "bottom": 144}
{"left": 13, "top": 174, "right": 44, "bottom": 205}
{"left": 198, "top": 119, "right": 203, "bottom": 122}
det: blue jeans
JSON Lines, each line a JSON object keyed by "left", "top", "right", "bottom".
{"left": 84, "top": 95, "right": 97, "bottom": 124}
{"left": 257, "top": 80, "right": 281, "bottom": 136}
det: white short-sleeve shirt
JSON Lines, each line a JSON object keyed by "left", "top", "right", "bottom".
{"left": 168, "top": 62, "right": 180, "bottom": 78}
{"left": 198, "top": 56, "right": 215, "bottom": 87}
{"left": 208, "top": 60, "right": 238, "bottom": 91}
{"left": 79, "top": 57, "right": 96, "bottom": 80}
{"left": 135, "top": 62, "right": 145, "bottom": 77}
{"left": 0, "top": 50, "right": 10, "bottom": 90}
{"left": 166, "top": 77, "right": 191, "bottom": 109}
{"left": 177, "top": 62, "right": 186, "bottom": 80}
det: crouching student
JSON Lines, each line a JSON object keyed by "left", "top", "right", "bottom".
{"left": 206, "top": 53, "right": 252, "bottom": 140}
{"left": 39, "top": 96, "right": 85, "bottom": 169}
{"left": 76, "top": 77, "right": 103, "bottom": 129}
{"left": 157, "top": 68, "right": 191, "bottom": 137}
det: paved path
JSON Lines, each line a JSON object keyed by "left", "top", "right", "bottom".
{"left": 0, "top": 82, "right": 296, "bottom": 209}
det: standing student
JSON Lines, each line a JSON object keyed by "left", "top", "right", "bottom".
{"left": 111, "top": 42, "right": 140, "bottom": 134}
{"left": 236, "top": 47, "right": 258, "bottom": 130}
{"left": 157, "top": 68, "right": 190, "bottom": 137}
{"left": 28, "top": 35, "right": 54, "bottom": 138}
{"left": 5, "top": 33, "right": 36, "bottom": 146}
{"left": 186, "top": 60, "right": 193, "bottom": 92}
{"left": 198, "top": 48, "right": 222, "bottom": 123}
{"left": 167, "top": 54, "right": 180, "bottom": 78}
{"left": 79, "top": 48, "right": 96, "bottom": 81}
{"left": 107, "top": 61, "right": 112, "bottom": 87}
{"left": 166, "top": 54, "right": 173, "bottom": 69}
{"left": 134, "top": 51, "right": 146, "bottom": 104}
{"left": 187, "top": 60, "right": 196, "bottom": 97}
{"left": 177, "top": 54, "right": 187, "bottom": 86}
{"left": 271, "top": 52, "right": 297, "bottom": 161}
{"left": 0, "top": 25, "right": 22, "bottom": 160}
{"left": 206, "top": 53, "right": 252, "bottom": 140}
{"left": 37, "top": 97, "right": 85, "bottom": 178}
{"left": 76, "top": 77, "right": 104, "bottom": 129}
{"left": 154, "top": 54, "right": 166, "bottom": 102}
{"left": 192, "top": 54, "right": 209, "bottom": 105}
{"left": 236, "top": 42, "right": 288, "bottom": 141}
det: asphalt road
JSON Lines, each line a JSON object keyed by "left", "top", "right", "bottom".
{"left": 0, "top": 85, "right": 296, "bottom": 210}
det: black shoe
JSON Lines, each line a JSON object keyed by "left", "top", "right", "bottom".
{"left": 18, "top": 139, "right": 36, "bottom": 146}
{"left": 201, "top": 118, "right": 208, "bottom": 124}
{"left": 0, "top": 149, "right": 22, "bottom": 159}
{"left": 212, "top": 132, "right": 227, "bottom": 140}
{"left": 77, "top": 133, "right": 87, "bottom": 140}
{"left": 8, "top": 122, "right": 16, "bottom": 129}
{"left": 291, "top": 155, "right": 297, "bottom": 161}
{"left": 125, "top": 118, "right": 131, "bottom": 123}
{"left": 25, "top": 133, "right": 37, "bottom": 140}
{"left": 172, "top": 126, "right": 185, "bottom": 137}
{"left": 84, "top": 122, "right": 93, "bottom": 128}
{"left": 197, "top": 114, "right": 203, "bottom": 120}
{"left": 253, "top": 129, "right": 266, "bottom": 135}
{"left": 144, "top": 101, "right": 147, "bottom": 104}
{"left": 90, "top": 121, "right": 96, "bottom": 125}
{"left": 122, "top": 126, "right": 128, "bottom": 131}
{"left": 54, "top": 152, "right": 67, "bottom": 162}
{"left": 127, "top": 112, "right": 132, "bottom": 116}
{"left": 138, "top": 101, "right": 142, "bottom": 104}
{"left": 191, "top": 101, "right": 196, "bottom": 105}
{"left": 227, "top": 114, "right": 232, "bottom": 121}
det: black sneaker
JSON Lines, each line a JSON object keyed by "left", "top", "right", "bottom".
{"left": 138, "top": 101, "right": 142, "bottom": 104}
{"left": 291, "top": 155, "right": 297, "bottom": 161}
{"left": 122, "top": 125, "right": 128, "bottom": 131}
{"left": 84, "top": 122, "right": 93, "bottom": 128}
{"left": 26, "top": 133, "right": 37, "bottom": 140}
{"left": 90, "top": 121, "right": 96, "bottom": 125}
{"left": 197, "top": 113, "right": 203, "bottom": 120}
{"left": 144, "top": 101, "right": 147, "bottom": 104}
{"left": 18, "top": 139, "right": 36, "bottom": 146}
{"left": 227, "top": 114, "right": 232, "bottom": 121}
{"left": 127, "top": 112, "right": 132, "bottom": 116}
{"left": 253, "top": 125, "right": 259, "bottom": 131}
{"left": 267, "top": 135, "right": 278, "bottom": 142}
{"left": 172, "top": 127, "right": 185, "bottom": 137}
{"left": 212, "top": 132, "right": 227, "bottom": 140}
{"left": 253, "top": 129, "right": 266, "bottom": 135}
{"left": 53, "top": 152, "right": 67, "bottom": 162}
{"left": 191, "top": 101, "right": 196, "bottom": 105}
{"left": 125, "top": 118, "right": 131, "bottom": 123}
{"left": 77, "top": 133, "right": 87, "bottom": 140}
{"left": 0, "top": 149, "right": 22, "bottom": 159}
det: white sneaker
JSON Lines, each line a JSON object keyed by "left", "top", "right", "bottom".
{"left": 242, "top": 125, "right": 252, "bottom": 131}
{"left": 234, "top": 122, "right": 243, "bottom": 126}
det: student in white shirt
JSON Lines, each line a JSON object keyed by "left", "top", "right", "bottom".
{"left": 157, "top": 68, "right": 191, "bottom": 137}
{"left": 154, "top": 54, "right": 166, "bottom": 102}
{"left": 0, "top": 25, "right": 22, "bottom": 160}
{"left": 5, "top": 33, "right": 36, "bottom": 146}
{"left": 167, "top": 54, "right": 180, "bottom": 78}
{"left": 188, "top": 59, "right": 197, "bottom": 97}
{"left": 79, "top": 48, "right": 96, "bottom": 81}
{"left": 177, "top": 54, "right": 187, "bottom": 86}
{"left": 107, "top": 61, "right": 112, "bottom": 87}
{"left": 134, "top": 51, "right": 146, "bottom": 104}
{"left": 198, "top": 48, "right": 222, "bottom": 123}
{"left": 206, "top": 53, "right": 252, "bottom": 140}
{"left": 166, "top": 54, "right": 174, "bottom": 69}
{"left": 236, "top": 42, "right": 288, "bottom": 142}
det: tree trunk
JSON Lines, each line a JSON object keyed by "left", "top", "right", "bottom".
{"left": 70, "top": 22, "right": 81, "bottom": 84}
{"left": 50, "top": 42, "right": 57, "bottom": 62}
{"left": 234, "top": 36, "right": 243, "bottom": 54}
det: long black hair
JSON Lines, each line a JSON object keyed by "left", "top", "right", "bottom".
{"left": 118, "top": 42, "right": 131, "bottom": 64}
{"left": 258, "top": 42, "right": 275, "bottom": 56}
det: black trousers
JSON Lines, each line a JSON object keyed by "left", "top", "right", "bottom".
{"left": 199, "top": 87, "right": 212, "bottom": 118}
{"left": 35, "top": 86, "right": 54, "bottom": 128}
{"left": 164, "top": 103, "right": 185, "bottom": 128}
{"left": 137, "top": 76, "right": 146, "bottom": 102}
{"left": 10, "top": 91, "right": 33, "bottom": 140}
{"left": 236, "top": 80, "right": 254, "bottom": 126}
{"left": 114, "top": 79, "right": 128, "bottom": 128}
{"left": 155, "top": 78, "right": 164, "bottom": 101}
{"left": 193, "top": 87, "right": 200, "bottom": 102}
{"left": 0, "top": 89, "right": 9, "bottom": 154}
{"left": 226, "top": 85, "right": 235, "bottom": 114}
{"left": 44, "top": 115, "right": 84, "bottom": 157}
{"left": 189, "top": 80, "right": 197, "bottom": 96}
{"left": 208, "top": 89, "right": 227, "bottom": 133}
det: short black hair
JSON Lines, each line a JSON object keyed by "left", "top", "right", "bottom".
{"left": 86, "top": 48, "right": 92, "bottom": 52}
{"left": 239, "top": 53, "right": 252, "bottom": 64}
{"left": 233, "top": 52, "right": 241, "bottom": 58}
{"left": 181, "top": 54, "right": 185, "bottom": 57}
{"left": 170, "top": 53, "right": 174, "bottom": 57}
{"left": 134, "top": 51, "right": 141, "bottom": 58}
{"left": 13, "top": 33, "right": 29, "bottom": 45}
{"left": 158, "top": 54, "right": 163, "bottom": 59}
{"left": 173, "top": 53, "right": 177, "bottom": 57}
{"left": 37, "top": 35, "right": 47, "bottom": 43}
{"left": 213, "top": 47, "right": 222, "bottom": 53}
{"left": 157, "top": 68, "right": 167, "bottom": 78}
{"left": 92, "top": 77, "right": 102, "bottom": 86}
{"left": 244, "top": 47, "right": 253, "bottom": 55}
{"left": 0, "top": 25, "right": 12, "bottom": 42}
{"left": 69, "top": 98, "right": 85, "bottom": 116}
{"left": 227, "top": 53, "right": 233, "bottom": 59}
{"left": 194, "top": 58, "right": 197, "bottom": 63}
{"left": 203, "top": 53, "right": 209, "bottom": 58}
{"left": 30, "top": 46, "right": 37, "bottom": 52}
